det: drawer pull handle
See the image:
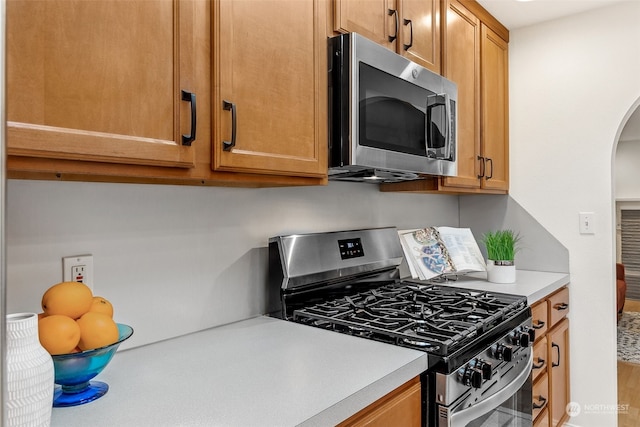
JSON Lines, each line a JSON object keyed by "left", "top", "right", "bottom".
{"left": 403, "top": 19, "right": 413, "bottom": 50}
{"left": 552, "top": 342, "right": 561, "bottom": 367}
{"left": 223, "top": 100, "right": 237, "bottom": 151}
{"left": 477, "top": 156, "right": 485, "bottom": 178}
{"left": 388, "top": 9, "right": 398, "bottom": 42}
{"left": 554, "top": 302, "right": 569, "bottom": 311}
{"left": 533, "top": 395, "right": 547, "bottom": 410}
{"left": 533, "top": 358, "right": 545, "bottom": 369}
{"left": 181, "top": 90, "right": 197, "bottom": 146}
{"left": 533, "top": 320, "right": 546, "bottom": 330}
{"left": 486, "top": 157, "right": 494, "bottom": 180}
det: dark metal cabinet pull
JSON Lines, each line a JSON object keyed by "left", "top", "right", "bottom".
{"left": 181, "top": 90, "right": 197, "bottom": 146}
{"left": 533, "top": 357, "right": 546, "bottom": 369}
{"left": 403, "top": 19, "right": 413, "bottom": 50}
{"left": 388, "top": 9, "right": 398, "bottom": 42}
{"left": 222, "top": 100, "right": 236, "bottom": 151}
{"left": 533, "top": 395, "right": 547, "bottom": 410}
{"left": 554, "top": 302, "right": 569, "bottom": 311}
{"left": 533, "top": 320, "right": 546, "bottom": 330}
{"left": 477, "top": 156, "right": 485, "bottom": 178}
{"left": 552, "top": 342, "right": 561, "bottom": 367}
{"left": 486, "top": 157, "right": 494, "bottom": 179}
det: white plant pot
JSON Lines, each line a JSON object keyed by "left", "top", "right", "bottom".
{"left": 486, "top": 260, "right": 516, "bottom": 284}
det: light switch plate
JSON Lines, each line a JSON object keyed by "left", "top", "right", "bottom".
{"left": 579, "top": 212, "right": 595, "bottom": 235}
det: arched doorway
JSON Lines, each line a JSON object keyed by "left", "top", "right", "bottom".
{"left": 613, "top": 98, "right": 640, "bottom": 427}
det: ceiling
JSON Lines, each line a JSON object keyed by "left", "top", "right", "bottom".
{"left": 476, "top": 0, "right": 622, "bottom": 31}
{"left": 475, "top": 0, "right": 640, "bottom": 143}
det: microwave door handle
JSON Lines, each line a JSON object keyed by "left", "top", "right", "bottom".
{"left": 448, "top": 353, "right": 532, "bottom": 427}
{"left": 443, "top": 93, "right": 452, "bottom": 159}
{"left": 426, "top": 94, "right": 452, "bottom": 159}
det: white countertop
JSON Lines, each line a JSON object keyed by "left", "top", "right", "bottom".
{"left": 50, "top": 270, "right": 568, "bottom": 427}
{"left": 443, "top": 269, "right": 570, "bottom": 304}
{"left": 51, "top": 316, "right": 429, "bottom": 427}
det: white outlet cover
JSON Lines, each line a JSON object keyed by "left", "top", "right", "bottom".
{"left": 62, "top": 254, "right": 94, "bottom": 291}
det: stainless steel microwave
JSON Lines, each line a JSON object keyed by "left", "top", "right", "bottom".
{"left": 328, "top": 33, "right": 457, "bottom": 183}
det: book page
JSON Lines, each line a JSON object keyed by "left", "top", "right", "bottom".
{"left": 436, "top": 227, "right": 486, "bottom": 273}
{"left": 399, "top": 228, "right": 455, "bottom": 280}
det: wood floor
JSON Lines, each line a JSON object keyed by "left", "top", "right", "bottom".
{"left": 618, "top": 299, "right": 640, "bottom": 427}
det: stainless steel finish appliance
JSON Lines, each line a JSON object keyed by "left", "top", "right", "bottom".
{"left": 269, "top": 227, "right": 533, "bottom": 426}
{"left": 328, "top": 33, "right": 457, "bottom": 183}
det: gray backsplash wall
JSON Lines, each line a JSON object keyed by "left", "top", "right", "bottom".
{"left": 6, "top": 179, "right": 460, "bottom": 349}
{"left": 459, "top": 194, "right": 569, "bottom": 273}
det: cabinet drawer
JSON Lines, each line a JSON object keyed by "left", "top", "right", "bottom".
{"left": 532, "top": 336, "right": 548, "bottom": 382}
{"left": 548, "top": 287, "right": 570, "bottom": 328}
{"left": 532, "top": 374, "right": 549, "bottom": 422}
{"left": 533, "top": 407, "right": 550, "bottom": 427}
{"left": 531, "top": 300, "right": 548, "bottom": 339}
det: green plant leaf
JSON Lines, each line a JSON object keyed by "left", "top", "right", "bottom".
{"left": 481, "top": 230, "right": 521, "bottom": 261}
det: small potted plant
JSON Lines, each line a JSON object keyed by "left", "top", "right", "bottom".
{"left": 481, "top": 229, "right": 521, "bottom": 283}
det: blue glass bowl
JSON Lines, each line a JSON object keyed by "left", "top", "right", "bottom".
{"left": 52, "top": 323, "right": 133, "bottom": 407}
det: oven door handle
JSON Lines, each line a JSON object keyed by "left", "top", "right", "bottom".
{"left": 448, "top": 353, "right": 533, "bottom": 427}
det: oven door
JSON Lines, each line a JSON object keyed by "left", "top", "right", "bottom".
{"left": 441, "top": 353, "right": 533, "bottom": 427}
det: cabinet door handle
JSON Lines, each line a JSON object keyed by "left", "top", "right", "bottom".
{"left": 388, "top": 9, "right": 398, "bottom": 42}
{"left": 533, "top": 395, "right": 547, "bottom": 410}
{"left": 403, "top": 19, "right": 413, "bottom": 50}
{"left": 477, "top": 156, "right": 485, "bottom": 178}
{"left": 222, "top": 100, "right": 237, "bottom": 151}
{"left": 533, "top": 357, "right": 546, "bottom": 369}
{"left": 181, "top": 90, "right": 197, "bottom": 146}
{"left": 533, "top": 320, "right": 546, "bottom": 330}
{"left": 552, "top": 342, "right": 561, "bottom": 367}
{"left": 486, "top": 157, "right": 494, "bottom": 179}
{"left": 554, "top": 302, "right": 569, "bottom": 311}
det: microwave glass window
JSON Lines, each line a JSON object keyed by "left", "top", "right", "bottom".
{"left": 358, "top": 62, "right": 452, "bottom": 160}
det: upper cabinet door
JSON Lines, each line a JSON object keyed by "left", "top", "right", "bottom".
{"left": 441, "top": 0, "right": 481, "bottom": 189}
{"left": 480, "top": 24, "right": 509, "bottom": 191}
{"left": 213, "top": 0, "right": 327, "bottom": 178}
{"left": 399, "top": 0, "right": 441, "bottom": 73}
{"left": 334, "top": 0, "right": 396, "bottom": 50}
{"left": 6, "top": 0, "right": 196, "bottom": 168}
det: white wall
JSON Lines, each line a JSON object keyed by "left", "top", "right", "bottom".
{"left": 509, "top": 2, "right": 640, "bottom": 426}
{"left": 5, "top": 179, "right": 459, "bottom": 349}
{"left": 616, "top": 138, "right": 640, "bottom": 200}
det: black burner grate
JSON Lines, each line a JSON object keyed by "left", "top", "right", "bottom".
{"left": 292, "top": 282, "right": 527, "bottom": 355}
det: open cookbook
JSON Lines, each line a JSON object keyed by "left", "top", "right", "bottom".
{"left": 398, "top": 227, "right": 487, "bottom": 281}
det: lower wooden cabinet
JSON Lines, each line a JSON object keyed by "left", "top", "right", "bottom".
{"left": 337, "top": 376, "right": 422, "bottom": 427}
{"left": 530, "top": 287, "right": 570, "bottom": 427}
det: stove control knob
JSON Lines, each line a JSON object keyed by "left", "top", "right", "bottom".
{"left": 525, "top": 326, "right": 536, "bottom": 343}
{"left": 469, "top": 359, "right": 492, "bottom": 380}
{"left": 493, "top": 343, "right": 513, "bottom": 362}
{"left": 460, "top": 366, "right": 483, "bottom": 389}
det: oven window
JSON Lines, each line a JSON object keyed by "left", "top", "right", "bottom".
{"left": 358, "top": 62, "right": 435, "bottom": 157}
{"left": 464, "top": 376, "right": 533, "bottom": 427}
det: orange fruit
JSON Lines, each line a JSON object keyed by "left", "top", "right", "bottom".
{"left": 88, "top": 296, "right": 114, "bottom": 318}
{"left": 38, "top": 314, "right": 82, "bottom": 355}
{"left": 76, "top": 312, "right": 119, "bottom": 351}
{"left": 41, "top": 281, "right": 93, "bottom": 319}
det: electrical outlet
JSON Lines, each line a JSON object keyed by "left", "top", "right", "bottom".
{"left": 63, "top": 255, "right": 94, "bottom": 291}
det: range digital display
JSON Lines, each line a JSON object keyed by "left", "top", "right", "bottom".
{"left": 338, "top": 238, "right": 364, "bottom": 259}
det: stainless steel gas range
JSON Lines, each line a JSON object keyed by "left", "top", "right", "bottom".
{"left": 268, "top": 227, "right": 534, "bottom": 427}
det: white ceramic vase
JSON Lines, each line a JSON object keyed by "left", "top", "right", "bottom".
{"left": 6, "top": 313, "right": 54, "bottom": 427}
{"left": 486, "top": 260, "right": 516, "bottom": 284}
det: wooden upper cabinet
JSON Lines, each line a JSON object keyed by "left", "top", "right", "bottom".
{"left": 213, "top": 0, "right": 328, "bottom": 178}
{"left": 6, "top": 0, "right": 196, "bottom": 169}
{"left": 440, "top": 0, "right": 481, "bottom": 190}
{"left": 398, "top": 0, "right": 441, "bottom": 73}
{"left": 332, "top": 0, "right": 440, "bottom": 73}
{"left": 334, "top": 0, "right": 395, "bottom": 49}
{"left": 480, "top": 24, "right": 509, "bottom": 191}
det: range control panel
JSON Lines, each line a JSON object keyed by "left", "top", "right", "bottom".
{"left": 338, "top": 238, "right": 364, "bottom": 259}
